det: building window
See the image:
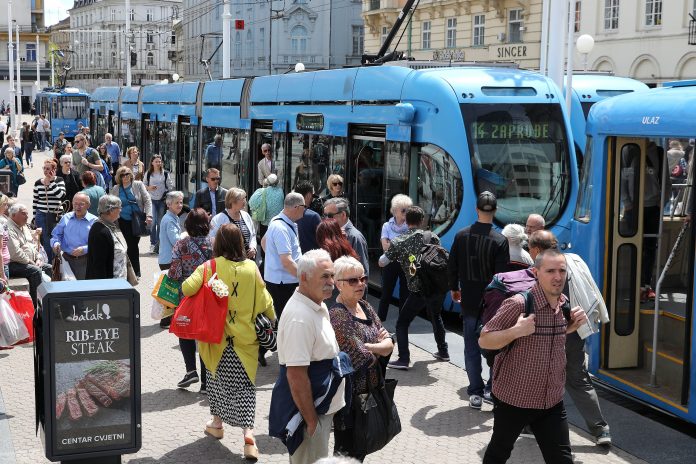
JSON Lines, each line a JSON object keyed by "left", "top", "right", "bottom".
{"left": 146, "top": 8, "right": 154, "bottom": 21}
{"left": 111, "top": 8, "right": 116, "bottom": 21}
{"left": 147, "top": 52, "right": 154, "bottom": 66}
{"left": 645, "top": 0, "right": 661, "bottom": 26}
{"left": 291, "top": 25, "right": 308, "bottom": 55}
{"left": 352, "top": 25, "right": 364, "bottom": 55}
{"left": 234, "top": 31, "right": 241, "bottom": 59}
{"left": 171, "top": 31, "right": 176, "bottom": 45}
{"left": 111, "top": 51, "right": 116, "bottom": 67}
{"left": 446, "top": 18, "right": 457, "bottom": 48}
{"left": 604, "top": 0, "right": 619, "bottom": 30}
{"left": 473, "top": 14, "right": 485, "bottom": 46}
{"left": 574, "top": 1, "right": 581, "bottom": 32}
{"left": 129, "top": 8, "right": 134, "bottom": 21}
{"left": 259, "top": 27, "right": 265, "bottom": 57}
{"left": 246, "top": 30, "right": 253, "bottom": 59}
{"left": 422, "top": 21, "right": 431, "bottom": 49}
{"left": 147, "top": 31, "right": 154, "bottom": 44}
{"left": 508, "top": 9, "right": 523, "bottom": 43}
{"left": 26, "top": 43, "right": 36, "bottom": 62}
{"left": 97, "top": 51, "right": 102, "bottom": 67}
{"left": 381, "top": 26, "right": 389, "bottom": 45}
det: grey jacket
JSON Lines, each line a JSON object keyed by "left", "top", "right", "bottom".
{"left": 566, "top": 252, "right": 610, "bottom": 333}
{"left": 110, "top": 181, "right": 153, "bottom": 217}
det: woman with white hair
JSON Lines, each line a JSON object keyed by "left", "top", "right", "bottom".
{"left": 329, "top": 256, "right": 394, "bottom": 461}
{"left": 209, "top": 188, "right": 257, "bottom": 260}
{"left": 501, "top": 223, "right": 533, "bottom": 271}
{"left": 0, "top": 147, "right": 24, "bottom": 196}
{"left": 86, "top": 195, "right": 131, "bottom": 281}
{"left": 158, "top": 191, "right": 184, "bottom": 271}
{"left": 377, "top": 194, "right": 413, "bottom": 321}
{"left": 248, "top": 173, "right": 284, "bottom": 236}
{"left": 57, "top": 151, "right": 81, "bottom": 210}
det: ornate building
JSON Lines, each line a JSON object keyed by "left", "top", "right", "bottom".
{"left": 65, "top": 0, "right": 181, "bottom": 91}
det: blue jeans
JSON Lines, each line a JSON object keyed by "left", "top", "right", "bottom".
{"left": 150, "top": 199, "right": 166, "bottom": 246}
{"left": 463, "top": 314, "right": 490, "bottom": 396}
{"left": 34, "top": 210, "right": 56, "bottom": 262}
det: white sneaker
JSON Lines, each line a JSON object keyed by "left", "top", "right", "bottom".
{"left": 150, "top": 244, "right": 157, "bottom": 253}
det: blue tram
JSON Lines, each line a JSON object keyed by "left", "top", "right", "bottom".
{"left": 90, "top": 63, "right": 579, "bottom": 306}
{"left": 34, "top": 87, "right": 90, "bottom": 141}
{"left": 574, "top": 80, "right": 696, "bottom": 421}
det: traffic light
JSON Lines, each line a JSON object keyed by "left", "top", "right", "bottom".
{"left": 130, "top": 51, "right": 137, "bottom": 67}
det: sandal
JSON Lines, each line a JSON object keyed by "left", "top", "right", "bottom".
{"left": 204, "top": 419, "right": 224, "bottom": 439}
{"left": 243, "top": 436, "right": 259, "bottom": 461}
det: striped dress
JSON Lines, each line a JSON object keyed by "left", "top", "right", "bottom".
{"left": 32, "top": 178, "right": 66, "bottom": 213}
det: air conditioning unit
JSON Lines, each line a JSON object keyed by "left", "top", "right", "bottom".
{"left": 497, "top": 32, "right": 506, "bottom": 41}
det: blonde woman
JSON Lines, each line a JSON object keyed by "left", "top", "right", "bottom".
{"left": 122, "top": 146, "right": 145, "bottom": 181}
{"left": 110, "top": 166, "right": 152, "bottom": 277}
{"left": 320, "top": 173, "right": 344, "bottom": 204}
{"left": 209, "top": 188, "right": 257, "bottom": 259}
{"left": 378, "top": 194, "right": 413, "bottom": 321}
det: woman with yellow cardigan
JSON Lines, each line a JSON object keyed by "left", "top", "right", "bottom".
{"left": 182, "top": 223, "right": 275, "bottom": 462}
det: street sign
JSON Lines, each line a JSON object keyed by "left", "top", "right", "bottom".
{"left": 235, "top": 19, "right": 245, "bottom": 30}
{"left": 36, "top": 280, "right": 141, "bottom": 463}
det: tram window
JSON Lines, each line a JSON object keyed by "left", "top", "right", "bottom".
{"left": 385, "top": 142, "right": 410, "bottom": 214}
{"left": 618, "top": 143, "right": 641, "bottom": 237}
{"left": 289, "top": 133, "right": 346, "bottom": 196}
{"left": 158, "top": 122, "right": 177, "bottom": 173}
{"left": 614, "top": 244, "right": 637, "bottom": 336}
{"left": 120, "top": 119, "right": 139, "bottom": 151}
{"left": 463, "top": 103, "right": 571, "bottom": 226}
{"left": 273, "top": 132, "right": 288, "bottom": 191}
{"left": 60, "top": 97, "right": 87, "bottom": 119}
{"left": 412, "top": 143, "right": 463, "bottom": 236}
{"left": 144, "top": 120, "right": 157, "bottom": 161}
{"left": 574, "top": 136, "right": 594, "bottom": 223}
{"left": 203, "top": 127, "right": 248, "bottom": 192}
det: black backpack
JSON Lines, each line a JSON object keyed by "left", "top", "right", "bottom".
{"left": 478, "top": 290, "right": 535, "bottom": 362}
{"left": 415, "top": 231, "right": 450, "bottom": 296}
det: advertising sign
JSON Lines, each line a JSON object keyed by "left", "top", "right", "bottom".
{"left": 37, "top": 280, "right": 140, "bottom": 462}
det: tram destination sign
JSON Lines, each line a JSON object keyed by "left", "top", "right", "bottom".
{"left": 297, "top": 113, "right": 324, "bottom": 132}
{"left": 472, "top": 121, "right": 550, "bottom": 140}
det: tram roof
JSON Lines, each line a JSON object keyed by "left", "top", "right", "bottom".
{"left": 565, "top": 74, "right": 649, "bottom": 102}
{"left": 140, "top": 81, "right": 199, "bottom": 104}
{"left": 587, "top": 82, "right": 696, "bottom": 137}
{"left": 91, "top": 87, "right": 121, "bottom": 103}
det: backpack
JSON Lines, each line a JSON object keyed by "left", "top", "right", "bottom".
{"left": 146, "top": 170, "right": 169, "bottom": 194}
{"left": 478, "top": 290, "right": 535, "bottom": 362}
{"left": 480, "top": 269, "right": 537, "bottom": 326}
{"left": 414, "top": 231, "right": 450, "bottom": 296}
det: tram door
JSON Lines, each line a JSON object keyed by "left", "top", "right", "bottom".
{"left": 349, "top": 128, "right": 386, "bottom": 280}
{"left": 606, "top": 138, "right": 647, "bottom": 368}
{"left": 252, "top": 122, "right": 274, "bottom": 191}
{"left": 176, "top": 117, "right": 197, "bottom": 201}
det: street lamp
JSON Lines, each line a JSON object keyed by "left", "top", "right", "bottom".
{"left": 576, "top": 34, "right": 595, "bottom": 71}
{"left": 294, "top": 62, "right": 305, "bottom": 73}
{"left": 172, "top": 73, "right": 180, "bottom": 82}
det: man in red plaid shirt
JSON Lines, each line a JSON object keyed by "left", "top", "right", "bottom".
{"left": 479, "top": 248, "right": 588, "bottom": 463}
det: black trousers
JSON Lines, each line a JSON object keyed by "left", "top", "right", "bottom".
{"left": 265, "top": 281, "right": 298, "bottom": 319}
{"left": 377, "top": 261, "right": 410, "bottom": 321}
{"left": 118, "top": 218, "right": 141, "bottom": 276}
{"left": 395, "top": 291, "right": 447, "bottom": 362}
{"left": 179, "top": 338, "right": 207, "bottom": 388}
{"left": 483, "top": 399, "right": 573, "bottom": 464}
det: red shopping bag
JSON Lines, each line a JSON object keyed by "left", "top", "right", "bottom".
{"left": 8, "top": 291, "right": 35, "bottom": 344}
{"left": 169, "top": 259, "right": 228, "bottom": 344}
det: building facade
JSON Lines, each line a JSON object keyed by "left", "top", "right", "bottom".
{"left": 65, "top": 0, "right": 181, "bottom": 91}
{"left": 0, "top": 0, "right": 51, "bottom": 114}
{"left": 181, "top": 0, "right": 364, "bottom": 81}
{"left": 577, "top": 0, "right": 696, "bottom": 85}
{"left": 363, "top": 0, "right": 544, "bottom": 68}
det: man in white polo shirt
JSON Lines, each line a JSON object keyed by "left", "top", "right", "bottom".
{"left": 277, "top": 249, "right": 344, "bottom": 464}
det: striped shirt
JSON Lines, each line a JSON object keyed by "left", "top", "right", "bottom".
{"left": 483, "top": 283, "right": 568, "bottom": 410}
{"left": 32, "top": 178, "right": 66, "bottom": 214}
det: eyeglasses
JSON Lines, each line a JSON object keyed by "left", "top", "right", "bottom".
{"left": 332, "top": 182, "right": 343, "bottom": 187}
{"left": 338, "top": 276, "right": 368, "bottom": 286}
{"left": 296, "top": 204, "right": 307, "bottom": 209}
{"left": 323, "top": 212, "right": 336, "bottom": 218}
{"left": 75, "top": 140, "right": 83, "bottom": 144}
{"left": 122, "top": 173, "right": 132, "bottom": 177}
{"left": 400, "top": 209, "right": 407, "bottom": 214}
{"left": 208, "top": 177, "right": 221, "bottom": 181}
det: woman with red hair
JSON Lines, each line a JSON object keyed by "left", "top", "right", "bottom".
{"left": 316, "top": 218, "right": 358, "bottom": 307}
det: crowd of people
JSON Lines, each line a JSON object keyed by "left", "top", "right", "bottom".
{"left": 0, "top": 121, "right": 620, "bottom": 463}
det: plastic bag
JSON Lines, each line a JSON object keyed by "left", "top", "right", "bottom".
{"left": 8, "top": 291, "right": 34, "bottom": 344}
{"left": 150, "top": 298, "right": 175, "bottom": 321}
{"left": 61, "top": 258, "right": 77, "bottom": 281}
{"left": 0, "top": 294, "right": 30, "bottom": 347}
{"left": 151, "top": 272, "right": 181, "bottom": 307}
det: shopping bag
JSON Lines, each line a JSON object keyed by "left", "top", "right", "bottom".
{"left": 61, "top": 258, "right": 77, "bottom": 281}
{"left": 150, "top": 298, "right": 175, "bottom": 321}
{"left": 169, "top": 260, "right": 228, "bottom": 344}
{"left": 151, "top": 272, "right": 181, "bottom": 307}
{"left": 352, "top": 368, "right": 401, "bottom": 455}
{"left": 8, "top": 291, "right": 35, "bottom": 343}
{"left": 0, "top": 294, "right": 30, "bottom": 346}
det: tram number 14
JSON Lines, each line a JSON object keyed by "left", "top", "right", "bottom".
{"left": 473, "top": 122, "right": 550, "bottom": 140}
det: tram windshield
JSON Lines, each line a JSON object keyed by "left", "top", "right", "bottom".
{"left": 463, "top": 103, "right": 571, "bottom": 226}
{"left": 59, "top": 96, "right": 87, "bottom": 120}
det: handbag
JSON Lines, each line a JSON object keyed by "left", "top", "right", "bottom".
{"left": 126, "top": 185, "right": 149, "bottom": 237}
{"left": 14, "top": 160, "right": 26, "bottom": 186}
{"left": 51, "top": 254, "right": 63, "bottom": 282}
{"left": 151, "top": 271, "right": 181, "bottom": 307}
{"left": 169, "top": 259, "right": 229, "bottom": 344}
{"left": 351, "top": 366, "right": 401, "bottom": 455}
{"left": 671, "top": 158, "right": 687, "bottom": 178}
{"left": 254, "top": 313, "right": 277, "bottom": 351}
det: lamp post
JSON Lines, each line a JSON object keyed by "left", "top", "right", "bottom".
{"left": 7, "top": 1, "right": 15, "bottom": 133}
{"left": 14, "top": 20, "right": 21, "bottom": 125}
{"left": 576, "top": 34, "right": 595, "bottom": 71}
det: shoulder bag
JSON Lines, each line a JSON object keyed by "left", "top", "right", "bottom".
{"left": 14, "top": 160, "right": 26, "bottom": 186}
{"left": 255, "top": 313, "right": 277, "bottom": 351}
{"left": 169, "top": 259, "right": 229, "bottom": 344}
{"left": 351, "top": 365, "right": 401, "bottom": 455}
{"left": 127, "top": 184, "right": 149, "bottom": 237}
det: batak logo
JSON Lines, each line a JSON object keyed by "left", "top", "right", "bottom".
{"left": 67, "top": 303, "right": 112, "bottom": 322}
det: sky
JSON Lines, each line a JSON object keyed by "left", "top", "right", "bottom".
{"left": 45, "top": 0, "right": 74, "bottom": 28}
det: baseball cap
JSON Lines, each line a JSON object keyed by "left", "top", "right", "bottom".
{"left": 476, "top": 191, "right": 497, "bottom": 212}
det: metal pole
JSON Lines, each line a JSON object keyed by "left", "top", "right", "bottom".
{"left": 51, "top": 51, "right": 54, "bottom": 87}
{"left": 15, "top": 21, "right": 22, "bottom": 124}
{"left": 7, "top": 2, "right": 15, "bottom": 133}
{"left": 222, "top": 0, "right": 231, "bottom": 78}
{"left": 35, "top": 34, "right": 40, "bottom": 92}
{"left": 126, "top": 0, "right": 132, "bottom": 87}
{"left": 268, "top": 0, "right": 272, "bottom": 75}
{"left": 539, "top": 0, "right": 550, "bottom": 75}
{"left": 327, "top": 0, "right": 332, "bottom": 69}
{"left": 564, "top": 0, "right": 574, "bottom": 117}
{"left": 546, "top": 0, "right": 567, "bottom": 91}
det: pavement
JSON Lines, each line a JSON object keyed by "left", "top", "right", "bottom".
{"left": 0, "top": 131, "right": 651, "bottom": 463}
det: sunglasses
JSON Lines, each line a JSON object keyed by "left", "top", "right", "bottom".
{"left": 338, "top": 276, "right": 368, "bottom": 286}
{"left": 332, "top": 182, "right": 343, "bottom": 187}
{"left": 323, "top": 212, "right": 337, "bottom": 218}
{"left": 209, "top": 177, "right": 221, "bottom": 181}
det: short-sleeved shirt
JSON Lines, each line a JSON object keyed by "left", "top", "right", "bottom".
{"left": 483, "top": 283, "right": 568, "bottom": 410}
{"left": 381, "top": 216, "right": 409, "bottom": 242}
{"left": 263, "top": 212, "right": 301, "bottom": 284}
{"left": 278, "top": 289, "right": 345, "bottom": 415}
